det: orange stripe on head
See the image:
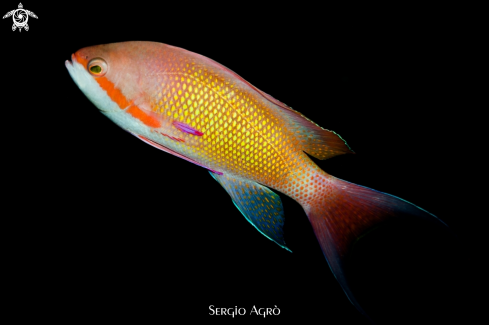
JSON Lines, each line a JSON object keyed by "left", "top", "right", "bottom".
{"left": 95, "top": 75, "right": 161, "bottom": 128}
{"left": 73, "top": 52, "right": 88, "bottom": 68}
{"left": 95, "top": 76, "right": 132, "bottom": 109}
{"left": 127, "top": 106, "right": 161, "bottom": 128}
{"left": 73, "top": 52, "right": 160, "bottom": 129}
{"left": 74, "top": 52, "right": 131, "bottom": 110}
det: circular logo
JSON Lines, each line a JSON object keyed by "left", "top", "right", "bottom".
{"left": 13, "top": 9, "right": 28, "bottom": 27}
{"left": 3, "top": 4, "right": 38, "bottom": 32}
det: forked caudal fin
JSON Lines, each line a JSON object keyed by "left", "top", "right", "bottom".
{"left": 303, "top": 173, "right": 448, "bottom": 319}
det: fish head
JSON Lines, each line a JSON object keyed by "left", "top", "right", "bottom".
{"left": 65, "top": 42, "right": 167, "bottom": 130}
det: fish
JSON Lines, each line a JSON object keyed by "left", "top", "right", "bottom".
{"left": 65, "top": 41, "right": 447, "bottom": 321}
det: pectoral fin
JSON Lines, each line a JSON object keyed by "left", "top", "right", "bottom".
{"left": 129, "top": 131, "right": 222, "bottom": 175}
{"left": 210, "top": 172, "right": 291, "bottom": 252}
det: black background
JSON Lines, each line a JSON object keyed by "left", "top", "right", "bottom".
{"left": 1, "top": 2, "right": 480, "bottom": 324}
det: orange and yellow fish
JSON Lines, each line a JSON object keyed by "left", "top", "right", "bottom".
{"left": 65, "top": 41, "right": 446, "bottom": 320}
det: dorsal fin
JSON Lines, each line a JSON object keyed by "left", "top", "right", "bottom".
{"left": 182, "top": 46, "right": 354, "bottom": 160}
{"left": 273, "top": 107, "right": 354, "bottom": 160}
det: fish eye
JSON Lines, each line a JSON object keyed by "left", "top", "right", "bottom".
{"left": 87, "top": 58, "right": 107, "bottom": 76}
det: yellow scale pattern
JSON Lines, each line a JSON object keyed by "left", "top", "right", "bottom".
{"left": 148, "top": 51, "right": 308, "bottom": 190}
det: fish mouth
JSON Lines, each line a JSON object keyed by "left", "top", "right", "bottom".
{"left": 65, "top": 53, "right": 90, "bottom": 90}
{"left": 64, "top": 53, "right": 77, "bottom": 69}
{"left": 65, "top": 53, "right": 78, "bottom": 80}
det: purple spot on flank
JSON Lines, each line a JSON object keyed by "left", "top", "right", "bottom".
{"left": 173, "top": 121, "right": 204, "bottom": 136}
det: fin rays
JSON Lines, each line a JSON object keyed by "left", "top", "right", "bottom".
{"left": 210, "top": 172, "right": 291, "bottom": 252}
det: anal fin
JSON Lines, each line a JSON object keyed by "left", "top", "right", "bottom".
{"left": 209, "top": 172, "right": 291, "bottom": 252}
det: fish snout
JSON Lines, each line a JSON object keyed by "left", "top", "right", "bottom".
{"left": 64, "top": 53, "right": 76, "bottom": 69}
{"left": 65, "top": 53, "right": 90, "bottom": 90}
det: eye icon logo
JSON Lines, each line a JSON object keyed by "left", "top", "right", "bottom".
{"left": 3, "top": 3, "right": 37, "bottom": 32}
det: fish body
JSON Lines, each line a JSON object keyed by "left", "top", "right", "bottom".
{"left": 66, "top": 41, "right": 446, "bottom": 320}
